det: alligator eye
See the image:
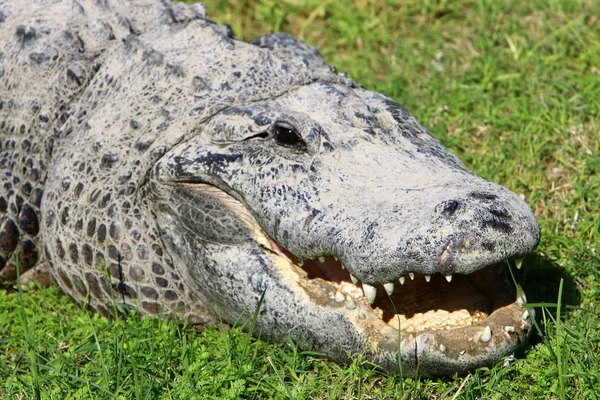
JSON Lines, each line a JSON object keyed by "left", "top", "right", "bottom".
{"left": 271, "top": 122, "right": 307, "bottom": 151}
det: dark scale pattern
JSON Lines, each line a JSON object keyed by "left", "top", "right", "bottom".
{"left": 129, "top": 265, "right": 145, "bottom": 281}
{"left": 141, "top": 286, "right": 159, "bottom": 300}
{"left": 85, "top": 272, "right": 103, "bottom": 300}
{"left": 142, "top": 301, "right": 161, "bottom": 314}
{"left": 0, "top": 216, "right": 19, "bottom": 253}
{"left": 120, "top": 242, "right": 132, "bottom": 261}
{"left": 16, "top": 238, "right": 38, "bottom": 269}
{"left": 0, "top": 0, "right": 322, "bottom": 325}
{"left": 57, "top": 268, "right": 73, "bottom": 290}
{"left": 82, "top": 243, "right": 93, "bottom": 265}
{"left": 73, "top": 275, "right": 88, "bottom": 297}
{"left": 17, "top": 203, "right": 39, "bottom": 235}
{"left": 164, "top": 290, "right": 178, "bottom": 301}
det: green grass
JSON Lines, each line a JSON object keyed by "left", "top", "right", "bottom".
{"left": 2, "top": 0, "right": 600, "bottom": 398}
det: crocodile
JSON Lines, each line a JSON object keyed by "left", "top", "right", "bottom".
{"left": 0, "top": 0, "right": 540, "bottom": 376}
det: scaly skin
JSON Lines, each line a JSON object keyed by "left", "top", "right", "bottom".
{"left": 0, "top": 0, "right": 539, "bottom": 376}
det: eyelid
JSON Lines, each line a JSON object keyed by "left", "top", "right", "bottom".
{"left": 272, "top": 120, "right": 295, "bottom": 130}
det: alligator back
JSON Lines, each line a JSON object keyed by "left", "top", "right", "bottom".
{"left": 0, "top": 0, "right": 334, "bottom": 317}
{"left": 0, "top": 1, "right": 229, "bottom": 317}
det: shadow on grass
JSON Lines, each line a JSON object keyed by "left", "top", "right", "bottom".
{"left": 517, "top": 253, "right": 581, "bottom": 346}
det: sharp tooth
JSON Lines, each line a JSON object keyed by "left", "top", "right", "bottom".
{"left": 408, "top": 272, "right": 415, "bottom": 280}
{"left": 479, "top": 326, "right": 492, "bottom": 343}
{"left": 516, "top": 284, "right": 527, "bottom": 305}
{"left": 398, "top": 276, "right": 405, "bottom": 285}
{"left": 362, "top": 283, "right": 377, "bottom": 304}
{"left": 334, "top": 256, "right": 338, "bottom": 261}
{"left": 345, "top": 295, "right": 356, "bottom": 309}
{"left": 318, "top": 256, "right": 325, "bottom": 263}
{"left": 350, "top": 274, "right": 359, "bottom": 285}
{"left": 445, "top": 274, "right": 453, "bottom": 283}
{"left": 297, "top": 260, "right": 304, "bottom": 267}
{"left": 459, "top": 350, "right": 466, "bottom": 356}
{"left": 439, "top": 344, "right": 446, "bottom": 353}
{"left": 521, "top": 310, "right": 530, "bottom": 320}
{"left": 383, "top": 282, "right": 394, "bottom": 296}
{"left": 424, "top": 274, "right": 431, "bottom": 282}
{"left": 335, "top": 291, "right": 345, "bottom": 302}
{"left": 341, "top": 263, "right": 345, "bottom": 270}
{"left": 515, "top": 257, "right": 524, "bottom": 269}
{"left": 504, "top": 326, "right": 515, "bottom": 333}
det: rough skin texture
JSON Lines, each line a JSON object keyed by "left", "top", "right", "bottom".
{"left": 0, "top": 0, "right": 540, "bottom": 376}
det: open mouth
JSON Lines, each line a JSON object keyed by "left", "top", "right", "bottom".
{"left": 266, "top": 237, "right": 533, "bottom": 360}
{"left": 296, "top": 255, "right": 525, "bottom": 333}
{"left": 166, "top": 183, "right": 533, "bottom": 368}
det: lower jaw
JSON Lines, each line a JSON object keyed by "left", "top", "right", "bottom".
{"left": 290, "top": 257, "right": 533, "bottom": 373}
{"left": 369, "top": 299, "right": 534, "bottom": 376}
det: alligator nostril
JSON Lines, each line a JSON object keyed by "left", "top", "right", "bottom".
{"left": 440, "top": 200, "right": 460, "bottom": 218}
{"left": 469, "top": 191, "right": 498, "bottom": 201}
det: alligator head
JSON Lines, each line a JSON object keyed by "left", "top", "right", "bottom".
{"left": 148, "top": 33, "right": 540, "bottom": 376}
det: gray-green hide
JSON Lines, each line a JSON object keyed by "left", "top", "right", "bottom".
{"left": 0, "top": 0, "right": 540, "bottom": 376}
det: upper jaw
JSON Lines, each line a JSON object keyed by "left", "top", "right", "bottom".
{"left": 255, "top": 153, "right": 540, "bottom": 283}
{"left": 281, "top": 199, "right": 539, "bottom": 287}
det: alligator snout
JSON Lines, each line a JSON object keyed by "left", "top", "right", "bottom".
{"left": 434, "top": 191, "right": 518, "bottom": 238}
{"left": 436, "top": 199, "right": 460, "bottom": 218}
{"left": 316, "top": 174, "right": 540, "bottom": 285}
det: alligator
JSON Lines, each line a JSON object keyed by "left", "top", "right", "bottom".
{"left": 0, "top": 0, "right": 540, "bottom": 376}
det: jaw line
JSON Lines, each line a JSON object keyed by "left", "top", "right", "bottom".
{"left": 263, "top": 243, "right": 533, "bottom": 371}
{"left": 174, "top": 182, "right": 533, "bottom": 373}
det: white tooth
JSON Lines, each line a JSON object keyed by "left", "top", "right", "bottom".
{"left": 439, "top": 344, "right": 446, "bottom": 353}
{"left": 521, "top": 310, "right": 530, "bottom": 320}
{"left": 334, "top": 256, "right": 338, "bottom": 261}
{"left": 318, "top": 256, "right": 325, "bottom": 263}
{"left": 424, "top": 274, "right": 431, "bottom": 282}
{"left": 408, "top": 272, "right": 415, "bottom": 280}
{"left": 503, "top": 354, "right": 517, "bottom": 368}
{"left": 516, "top": 284, "right": 527, "bottom": 305}
{"left": 345, "top": 295, "right": 356, "bottom": 309}
{"left": 398, "top": 276, "right": 405, "bottom": 285}
{"left": 335, "top": 291, "right": 345, "bottom": 303}
{"left": 459, "top": 350, "right": 466, "bottom": 356}
{"left": 362, "top": 283, "right": 377, "bottom": 304}
{"left": 383, "top": 282, "right": 394, "bottom": 296}
{"left": 515, "top": 257, "right": 524, "bottom": 270}
{"left": 350, "top": 274, "right": 359, "bottom": 285}
{"left": 445, "top": 274, "right": 453, "bottom": 283}
{"left": 479, "top": 326, "right": 492, "bottom": 343}
{"left": 341, "top": 263, "right": 345, "bottom": 270}
{"left": 504, "top": 326, "right": 515, "bottom": 333}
